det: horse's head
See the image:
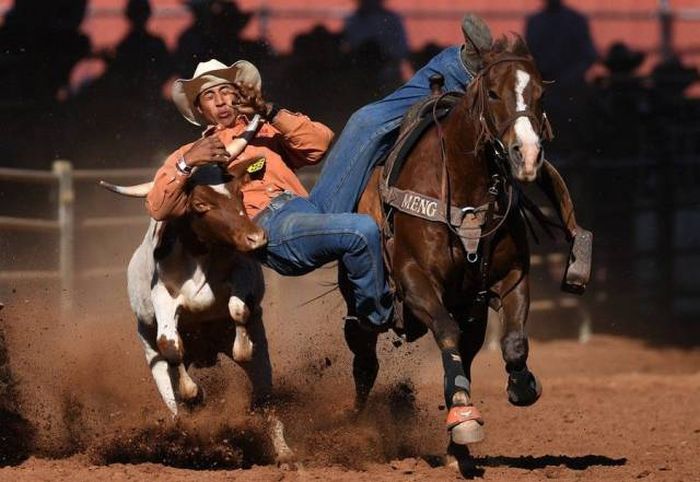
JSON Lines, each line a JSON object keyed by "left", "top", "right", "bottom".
{"left": 468, "top": 35, "right": 553, "bottom": 182}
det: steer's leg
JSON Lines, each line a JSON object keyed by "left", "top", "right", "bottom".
{"left": 499, "top": 268, "right": 542, "bottom": 407}
{"left": 233, "top": 305, "right": 294, "bottom": 463}
{"left": 229, "top": 296, "right": 253, "bottom": 362}
{"left": 398, "top": 261, "right": 484, "bottom": 445}
{"left": 138, "top": 321, "right": 179, "bottom": 416}
{"left": 152, "top": 284, "right": 183, "bottom": 364}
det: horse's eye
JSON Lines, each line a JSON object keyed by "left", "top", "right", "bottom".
{"left": 488, "top": 90, "right": 500, "bottom": 100}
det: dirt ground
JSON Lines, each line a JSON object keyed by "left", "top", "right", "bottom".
{"left": 1, "top": 269, "right": 699, "bottom": 481}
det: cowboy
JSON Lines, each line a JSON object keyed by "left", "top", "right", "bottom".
{"left": 145, "top": 59, "right": 393, "bottom": 331}
{"left": 309, "top": 14, "right": 590, "bottom": 284}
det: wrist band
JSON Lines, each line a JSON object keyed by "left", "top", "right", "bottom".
{"left": 176, "top": 155, "right": 193, "bottom": 175}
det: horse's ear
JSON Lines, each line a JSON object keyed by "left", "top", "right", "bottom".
{"left": 461, "top": 13, "right": 493, "bottom": 61}
{"left": 511, "top": 33, "right": 532, "bottom": 58}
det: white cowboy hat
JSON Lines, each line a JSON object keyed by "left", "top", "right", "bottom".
{"left": 171, "top": 59, "right": 262, "bottom": 126}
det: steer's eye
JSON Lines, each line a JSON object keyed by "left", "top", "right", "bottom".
{"left": 488, "top": 90, "right": 500, "bottom": 100}
{"left": 239, "top": 210, "right": 245, "bottom": 216}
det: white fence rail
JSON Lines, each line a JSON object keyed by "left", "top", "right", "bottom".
{"left": 0, "top": 160, "right": 155, "bottom": 311}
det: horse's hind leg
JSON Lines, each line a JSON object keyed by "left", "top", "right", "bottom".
{"left": 499, "top": 269, "right": 542, "bottom": 407}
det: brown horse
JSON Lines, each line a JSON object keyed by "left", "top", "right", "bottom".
{"left": 344, "top": 36, "right": 552, "bottom": 451}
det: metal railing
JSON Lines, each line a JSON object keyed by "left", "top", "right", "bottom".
{"left": 0, "top": 161, "right": 155, "bottom": 311}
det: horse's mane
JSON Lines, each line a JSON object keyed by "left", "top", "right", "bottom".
{"left": 482, "top": 34, "right": 533, "bottom": 66}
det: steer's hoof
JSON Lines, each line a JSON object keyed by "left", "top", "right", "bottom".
{"left": 233, "top": 326, "right": 254, "bottom": 362}
{"left": 507, "top": 368, "right": 542, "bottom": 407}
{"left": 183, "top": 385, "right": 205, "bottom": 410}
{"left": 446, "top": 405, "right": 485, "bottom": 445}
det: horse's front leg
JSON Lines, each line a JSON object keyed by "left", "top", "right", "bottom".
{"left": 499, "top": 268, "right": 542, "bottom": 406}
{"left": 399, "top": 262, "right": 484, "bottom": 445}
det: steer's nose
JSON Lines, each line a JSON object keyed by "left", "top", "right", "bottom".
{"left": 246, "top": 230, "right": 267, "bottom": 250}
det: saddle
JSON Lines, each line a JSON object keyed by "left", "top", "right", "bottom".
{"left": 375, "top": 76, "right": 505, "bottom": 340}
{"left": 374, "top": 76, "right": 592, "bottom": 340}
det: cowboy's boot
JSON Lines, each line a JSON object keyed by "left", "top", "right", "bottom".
{"left": 460, "top": 13, "right": 494, "bottom": 73}
{"left": 537, "top": 160, "right": 593, "bottom": 294}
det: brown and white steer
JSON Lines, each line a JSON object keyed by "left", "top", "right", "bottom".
{"left": 101, "top": 120, "right": 293, "bottom": 462}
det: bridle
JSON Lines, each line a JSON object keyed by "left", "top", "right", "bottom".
{"left": 429, "top": 54, "right": 553, "bottom": 262}
{"left": 470, "top": 55, "right": 554, "bottom": 156}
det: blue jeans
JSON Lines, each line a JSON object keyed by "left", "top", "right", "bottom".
{"left": 309, "top": 46, "right": 473, "bottom": 213}
{"left": 255, "top": 193, "right": 392, "bottom": 327}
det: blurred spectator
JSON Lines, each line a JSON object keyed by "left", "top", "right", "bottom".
{"left": 648, "top": 54, "right": 700, "bottom": 157}
{"left": 60, "top": 0, "right": 182, "bottom": 168}
{"left": 0, "top": 0, "right": 90, "bottom": 167}
{"left": 0, "top": 0, "right": 90, "bottom": 104}
{"left": 591, "top": 42, "right": 648, "bottom": 157}
{"left": 281, "top": 25, "right": 350, "bottom": 130}
{"left": 525, "top": 0, "right": 597, "bottom": 158}
{"left": 409, "top": 42, "right": 445, "bottom": 73}
{"left": 174, "top": 0, "right": 274, "bottom": 79}
{"left": 650, "top": 55, "right": 699, "bottom": 116}
{"left": 98, "top": 0, "right": 173, "bottom": 103}
{"left": 342, "top": 0, "right": 409, "bottom": 95}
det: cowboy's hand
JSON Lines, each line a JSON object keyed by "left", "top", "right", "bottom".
{"left": 182, "top": 131, "right": 230, "bottom": 167}
{"left": 232, "top": 81, "right": 268, "bottom": 117}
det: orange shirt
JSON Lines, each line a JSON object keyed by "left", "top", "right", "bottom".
{"left": 146, "top": 110, "right": 334, "bottom": 220}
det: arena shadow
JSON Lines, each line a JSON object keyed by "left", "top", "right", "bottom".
{"left": 420, "top": 452, "right": 627, "bottom": 479}
{"left": 475, "top": 453, "right": 627, "bottom": 470}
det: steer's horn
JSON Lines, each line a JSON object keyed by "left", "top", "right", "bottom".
{"left": 99, "top": 180, "right": 154, "bottom": 197}
{"left": 226, "top": 114, "right": 262, "bottom": 158}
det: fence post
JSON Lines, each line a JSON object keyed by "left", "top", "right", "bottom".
{"left": 53, "top": 160, "right": 74, "bottom": 313}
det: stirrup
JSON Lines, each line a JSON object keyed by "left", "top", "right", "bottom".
{"left": 562, "top": 228, "right": 593, "bottom": 294}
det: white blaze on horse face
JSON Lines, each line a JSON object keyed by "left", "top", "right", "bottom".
{"left": 514, "top": 69, "right": 541, "bottom": 181}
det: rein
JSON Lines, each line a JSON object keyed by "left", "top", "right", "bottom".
{"left": 471, "top": 55, "right": 554, "bottom": 150}
{"left": 432, "top": 95, "right": 514, "bottom": 251}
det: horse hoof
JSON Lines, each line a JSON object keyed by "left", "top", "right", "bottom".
{"left": 446, "top": 405, "right": 485, "bottom": 445}
{"left": 450, "top": 420, "right": 485, "bottom": 445}
{"left": 507, "top": 368, "right": 542, "bottom": 407}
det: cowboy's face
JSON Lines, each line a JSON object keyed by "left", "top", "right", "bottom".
{"left": 196, "top": 83, "right": 238, "bottom": 128}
